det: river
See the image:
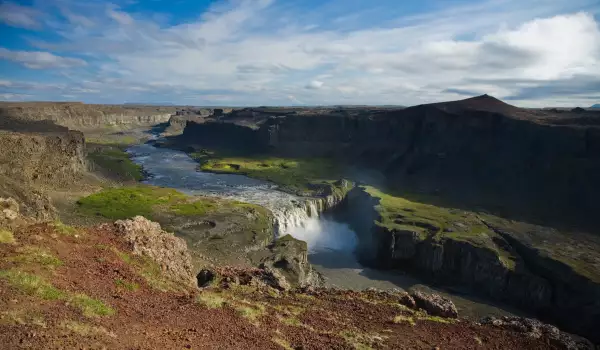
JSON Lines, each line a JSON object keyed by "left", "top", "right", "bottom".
{"left": 128, "top": 141, "right": 521, "bottom": 320}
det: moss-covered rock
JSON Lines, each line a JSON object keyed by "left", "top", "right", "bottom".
{"left": 77, "top": 185, "right": 275, "bottom": 268}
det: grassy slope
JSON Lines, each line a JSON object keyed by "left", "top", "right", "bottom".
{"left": 76, "top": 185, "right": 268, "bottom": 222}
{"left": 364, "top": 186, "right": 517, "bottom": 269}
{"left": 75, "top": 185, "right": 274, "bottom": 267}
{"left": 0, "top": 222, "right": 548, "bottom": 350}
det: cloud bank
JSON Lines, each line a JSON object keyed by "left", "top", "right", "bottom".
{"left": 0, "top": 0, "right": 599, "bottom": 106}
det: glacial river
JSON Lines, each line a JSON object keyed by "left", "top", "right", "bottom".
{"left": 128, "top": 141, "right": 521, "bottom": 320}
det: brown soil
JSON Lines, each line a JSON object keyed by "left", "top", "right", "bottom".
{"left": 0, "top": 222, "right": 564, "bottom": 349}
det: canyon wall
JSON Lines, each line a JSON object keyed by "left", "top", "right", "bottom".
{"left": 0, "top": 117, "right": 87, "bottom": 219}
{"left": 339, "top": 187, "right": 600, "bottom": 343}
{"left": 181, "top": 97, "right": 600, "bottom": 232}
{"left": 0, "top": 102, "right": 176, "bottom": 129}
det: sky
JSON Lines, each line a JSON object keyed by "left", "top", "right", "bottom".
{"left": 0, "top": 0, "right": 599, "bottom": 107}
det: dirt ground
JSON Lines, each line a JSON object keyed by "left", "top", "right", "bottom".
{"left": 0, "top": 222, "right": 564, "bottom": 350}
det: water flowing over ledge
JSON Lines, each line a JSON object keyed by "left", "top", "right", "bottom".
{"left": 126, "top": 143, "right": 349, "bottom": 242}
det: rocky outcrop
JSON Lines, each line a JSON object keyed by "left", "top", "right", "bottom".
{"left": 163, "top": 115, "right": 207, "bottom": 136}
{"left": 0, "top": 102, "right": 176, "bottom": 129}
{"left": 0, "top": 130, "right": 86, "bottom": 188}
{"left": 260, "top": 234, "right": 323, "bottom": 288}
{"left": 114, "top": 216, "right": 195, "bottom": 287}
{"left": 196, "top": 266, "right": 291, "bottom": 291}
{"left": 480, "top": 316, "right": 594, "bottom": 350}
{"left": 410, "top": 291, "right": 458, "bottom": 318}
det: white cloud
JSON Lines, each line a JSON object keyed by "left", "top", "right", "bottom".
{"left": 0, "top": 93, "right": 32, "bottom": 101}
{"left": 0, "top": 2, "right": 40, "bottom": 29}
{"left": 106, "top": 6, "right": 133, "bottom": 26}
{"left": 5, "top": 0, "right": 600, "bottom": 106}
{"left": 0, "top": 48, "right": 87, "bottom": 69}
{"left": 306, "top": 80, "right": 324, "bottom": 89}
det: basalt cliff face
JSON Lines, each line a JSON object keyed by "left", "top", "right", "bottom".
{"left": 181, "top": 96, "right": 600, "bottom": 232}
{"left": 339, "top": 187, "right": 600, "bottom": 343}
{"left": 0, "top": 102, "right": 176, "bottom": 129}
{"left": 0, "top": 117, "right": 87, "bottom": 219}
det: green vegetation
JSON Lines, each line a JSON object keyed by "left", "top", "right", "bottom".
{"left": 0, "top": 269, "right": 114, "bottom": 317}
{"left": 364, "top": 186, "right": 517, "bottom": 269}
{"left": 52, "top": 221, "right": 80, "bottom": 236}
{"left": 10, "top": 246, "right": 63, "bottom": 268}
{"left": 77, "top": 186, "right": 186, "bottom": 219}
{"left": 114, "top": 278, "right": 140, "bottom": 291}
{"left": 170, "top": 199, "right": 218, "bottom": 216}
{"left": 111, "top": 247, "right": 181, "bottom": 292}
{"left": 86, "top": 135, "right": 139, "bottom": 146}
{"left": 1, "top": 310, "right": 46, "bottom": 328}
{"left": 196, "top": 291, "right": 226, "bottom": 309}
{"left": 70, "top": 293, "right": 115, "bottom": 317}
{"left": 0, "top": 270, "right": 65, "bottom": 300}
{"left": 0, "top": 230, "right": 15, "bottom": 244}
{"left": 392, "top": 315, "right": 415, "bottom": 326}
{"left": 76, "top": 185, "right": 238, "bottom": 221}
{"left": 87, "top": 146, "right": 144, "bottom": 181}
{"left": 418, "top": 314, "right": 453, "bottom": 324}
{"left": 192, "top": 149, "right": 349, "bottom": 195}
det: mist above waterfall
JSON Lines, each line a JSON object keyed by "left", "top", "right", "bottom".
{"left": 287, "top": 217, "right": 358, "bottom": 253}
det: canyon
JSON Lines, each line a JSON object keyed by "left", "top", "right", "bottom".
{"left": 1, "top": 98, "right": 599, "bottom": 348}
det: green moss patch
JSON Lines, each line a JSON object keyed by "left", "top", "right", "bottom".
{"left": 195, "top": 150, "right": 348, "bottom": 195}
{"left": 10, "top": 246, "right": 63, "bottom": 268}
{"left": 52, "top": 221, "right": 80, "bottom": 236}
{"left": 76, "top": 186, "right": 186, "bottom": 220}
{"left": 0, "top": 270, "right": 66, "bottom": 300}
{"left": 0, "top": 230, "right": 15, "bottom": 244}
{"left": 114, "top": 278, "right": 139, "bottom": 292}
{"left": 69, "top": 293, "right": 115, "bottom": 317}
{"left": 196, "top": 291, "right": 227, "bottom": 309}
{"left": 364, "top": 186, "right": 517, "bottom": 270}
{"left": 0, "top": 269, "right": 115, "bottom": 317}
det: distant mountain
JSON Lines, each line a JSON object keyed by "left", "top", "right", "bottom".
{"left": 591, "top": 104, "right": 600, "bottom": 109}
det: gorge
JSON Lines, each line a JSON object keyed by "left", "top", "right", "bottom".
{"left": 1, "top": 98, "right": 599, "bottom": 348}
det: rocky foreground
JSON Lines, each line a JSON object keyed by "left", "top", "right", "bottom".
{"left": 0, "top": 201, "right": 593, "bottom": 350}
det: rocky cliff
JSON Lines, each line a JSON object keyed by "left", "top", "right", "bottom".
{"left": 338, "top": 187, "right": 600, "bottom": 343}
{"left": 0, "top": 116, "right": 87, "bottom": 219}
{"left": 0, "top": 102, "right": 176, "bottom": 129}
{"left": 181, "top": 95, "right": 600, "bottom": 233}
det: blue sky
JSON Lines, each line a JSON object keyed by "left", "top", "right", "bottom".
{"left": 0, "top": 0, "right": 599, "bottom": 107}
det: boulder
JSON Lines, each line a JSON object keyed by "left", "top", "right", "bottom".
{"left": 480, "top": 316, "right": 594, "bottom": 350}
{"left": 261, "top": 234, "right": 323, "bottom": 288}
{"left": 410, "top": 291, "right": 458, "bottom": 318}
{"left": 114, "top": 216, "right": 195, "bottom": 287}
{"left": 196, "top": 266, "right": 291, "bottom": 291}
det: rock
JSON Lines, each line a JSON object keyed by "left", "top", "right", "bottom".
{"left": 480, "top": 316, "right": 594, "bottom": 350}
{"left": 196, "top": 269, "right": 216, "bottom": 288}
{"left": 410, "top": 291, "right": 458, "bottom": 318}
{"left": 197, "top": 266, "right": 291, "bottom": 291}
{"left": 114, "top": 216, "right": 195, "bottom": 287}
{"left": 0, "top": 197, "right": 19, "bottom": 213}
{"left": 261, "top": 235, "right": 323, "bottom": 288}
{"left": 2, "top": 209, "right": 18, "bottom": 221}
{"left": 398, "top": 293, "right": 416, "bottom": 309}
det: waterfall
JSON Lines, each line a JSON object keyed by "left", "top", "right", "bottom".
{"left": 272, "top": 199, "right": 321, "bottom": 237}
